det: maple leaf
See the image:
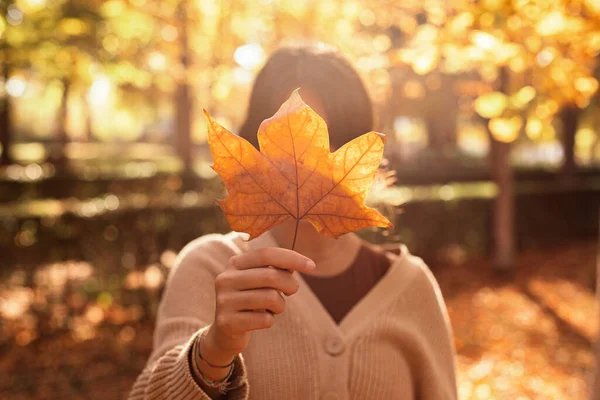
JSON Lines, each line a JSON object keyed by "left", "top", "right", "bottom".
{"left": 205, "top": 89, "right": 392, "bottom": 246}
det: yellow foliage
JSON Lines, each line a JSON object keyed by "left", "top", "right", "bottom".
{"left": 6, "top": 0, "right": 600, "bottom": 147}
{"left": 59, "top": 18, "right": 88, "bottom": 36}
{"left": 0, "top": 16, "right": 6, "bottom": 39}
{"left": 512, "top": 86, "right": 536, "bottom": 109}
{"left": 576, "top": 127, "right": 596, "bottom": 148}
{"left": 474, "top": 92, "right": 508, "bottom": 119}
{"left": 471, "top": 31, "right": 500, "bottom": 51}
{"left": 585, "top": 0, "right": 600, "bottom": 15}
{"left": 575, "top": 77, "right": 599, "bottom": 95}
{"left": 525, "top": 117, "right": 543, "bottom": 140}
{"left": 489, "top": 116, "right": 523, "bottom": 143}
{"left": 413, "top": 49, "right": 439, "bottom": 75}
{"left": 481, "top": 0, "right": 506, "bottom": 12}
{"left": 101, "top": 1, "right": 126, "bottom": 18}
{"left": 17, "top": 0, "right": 47, "bottom": 13}
{"left": 536, "top": 11, "right": 567, "bottom": 36}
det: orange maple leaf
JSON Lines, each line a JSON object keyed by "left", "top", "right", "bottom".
{"left": 205, "top": 90, "right": 392, "bottom": 246}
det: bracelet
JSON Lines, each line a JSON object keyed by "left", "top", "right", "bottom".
{"left": 193, "top": 359, "right": 234, "bottom": 394}
{"left": 191, "top": 333, "right": 235, "bottom": 394}
{"left": 197, "top": 333, "right": 236, "bottom": 369}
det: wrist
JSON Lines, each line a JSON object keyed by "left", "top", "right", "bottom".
{"left": 190, "top": 334, "right": 235, "bottom": 395}
{"left": 202, "top": 327, "right": 238, "bottom": 366}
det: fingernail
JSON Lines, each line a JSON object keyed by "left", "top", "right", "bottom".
{"left": 305, "top": 260, "right": 316, "bottom": 270}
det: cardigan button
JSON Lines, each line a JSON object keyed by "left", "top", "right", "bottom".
{"left": 321, "top": 391, "right": 341, "bottom": 400}
{"left": 324, "top": 336, "right": 345, "bottom": 356}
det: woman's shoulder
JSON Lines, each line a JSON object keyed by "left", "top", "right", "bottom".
{"left": 171, "top": 232, "right": 249, "bottom": 276}
{"left": 178, "top": 231, "right": 249, "bottom": 258}
{"left": 390, "top": 244, "right": 445, "bottom": 302}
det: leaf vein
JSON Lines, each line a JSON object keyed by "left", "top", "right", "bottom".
{"left": 300, "top": 137, "right": 379, "bottom": 218}
{"left": 215, "top": 132, "right": 294, "bottom": 216}
{"left": 297, "top": 115, "right": 318, "bottom": 160}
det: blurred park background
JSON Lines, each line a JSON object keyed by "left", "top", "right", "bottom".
{"left": 1, "top": 0, "right": 600, "bottom": 399}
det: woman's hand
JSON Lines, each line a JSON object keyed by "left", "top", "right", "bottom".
{"left": 201, "top": 248, "right": 316, "bottom": 367}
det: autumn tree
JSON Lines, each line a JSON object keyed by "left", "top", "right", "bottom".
{"left": 52, "top": 2, "right": 104, "bottom": 166}
{"left": 99, "top": 0, "right": 231, "bottom": 174}
{"left": 0, "top": 0, "right": 106, "bottom": 167}
{"left": 372, "top": 0, "right": 600, "bottom": 270}
{"left": 595, "top": 237, "right": 600, "bottom": 400}
{"left": 0, "top": 0, "right": 22, "bottom": 165}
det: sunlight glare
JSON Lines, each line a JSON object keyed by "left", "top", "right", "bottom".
{"left": 471, "top": 31, "right": 498, "bottom": 50}
{"left": 88, "top": 76, "right": 112, "bottom": 106}
{"left": 234, "top": 43, "right": 266, "bottom": 70}
{"left": 6, "top": 77, "right": 27, "bottom": 97}
{"left": 536, "top": 50, "right": 554, "bottom": 67}
{"left": 148, "top": 52, "right": 167, "bottom": 71}
{"left": 17, "top": 0, "right": 46, "bottom": 13}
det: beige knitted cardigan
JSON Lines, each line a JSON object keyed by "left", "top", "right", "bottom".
{"left": 129, "top": 231, "right": 458, "bottom": 400}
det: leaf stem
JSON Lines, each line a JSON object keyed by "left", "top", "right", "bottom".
{"left": 290, "top": 219, "right": 300, "bottom": 251}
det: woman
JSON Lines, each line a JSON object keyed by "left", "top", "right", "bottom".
{"left": 129, "top": 44, "right": 457, "bottom": 400}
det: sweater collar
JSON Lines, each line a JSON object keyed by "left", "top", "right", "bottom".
{"left": 248, "top": 231, "right": 415, "bottom": 336}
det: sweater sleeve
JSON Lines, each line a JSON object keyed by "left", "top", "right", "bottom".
{"left": 402, "top": 258, "right": 458, "bottom": 400}
{"left": 128, "top": 235, "right": 250, "bottom": 400}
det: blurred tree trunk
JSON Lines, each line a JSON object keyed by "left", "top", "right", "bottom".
{"left": 426, "top": 76, "right": 457, "bottom": 151}
{"left": 380, "top": 85, "right": 402, "bottom": 158}
{"left": 0, "top": 66, "right": 12, "bottom": 165}
{"left": 594, "top": 230, "right": 600, "bottom": 400}
{"left": 425, "top": 115, "right": 443, "bottom": 150}
{"left": 489, "top": 138, "right": 515, "bottom": 271}
{"left": 595, "top": 343, "right": 600, "bottom": 399}
{"left": 426, "top": 111, "right": 457, "bottom": 150}
{"left": 85, "top": 98, "right": 94, "bottom": 142}
{"left": 560, "top": 105, "right": 579, "bottom": 177}
{"left": 176, "top": 0, "right": 193, "bottom": 176}
{"left": 51, "top": 79, "right": 70, "bottom": 169}
{"left": 489, "top": 67, "right": 515, "bottom": 272}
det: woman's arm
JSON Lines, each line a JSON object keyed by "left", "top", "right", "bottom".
{"left": 128, "top": 236, "right": 315, "bottom": 400}
{"left": 403, "top": 260, "right": 458, "bottom": 400}
{"left": 128, "top": 237, "right": 249, "bottom": 400}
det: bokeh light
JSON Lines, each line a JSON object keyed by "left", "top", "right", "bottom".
{"left": 6, "top": 77, "right": 27, "bottom": 97}
{"left": 234, "top": 43, "right": 266, "bottom": 71}
{"left": 87, "top": 76, "right": 112, "bottom": 107}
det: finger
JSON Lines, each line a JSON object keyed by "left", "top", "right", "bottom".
{"left": 221, "top": 289, "right": 285, "bottom": 314}
{"left": 226, "top": 311, "right": 276, "bottom": 333}
{"left": 215, "top": 268, "right": 299, "bottom": 295}
{"left": 230, "top": 248, "right": 316, "bottom": 272}
{"left": 225, "top": 268, "right": 299, "bottom": 295}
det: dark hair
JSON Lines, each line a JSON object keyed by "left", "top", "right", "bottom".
{"left": 239, "top": 43, "right": 374, "bottom": 150}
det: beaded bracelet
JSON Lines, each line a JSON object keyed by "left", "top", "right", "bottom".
{"left": 192, "top": 333, "right": 236, "bottom": 394}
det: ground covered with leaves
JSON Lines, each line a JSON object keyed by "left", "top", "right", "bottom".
{"left": 1, "top": 240, "right": 597, "bottom": 400}
{"left": 438, "top": 240, "right": 598, "bottom": 399}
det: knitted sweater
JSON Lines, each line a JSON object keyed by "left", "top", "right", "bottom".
{"left": 129, "top": 231, "right": 458, "bottom": 400}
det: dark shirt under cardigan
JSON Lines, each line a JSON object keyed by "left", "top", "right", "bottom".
{"left": 300, "top": 243, "right": 394, "bottom": 324}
